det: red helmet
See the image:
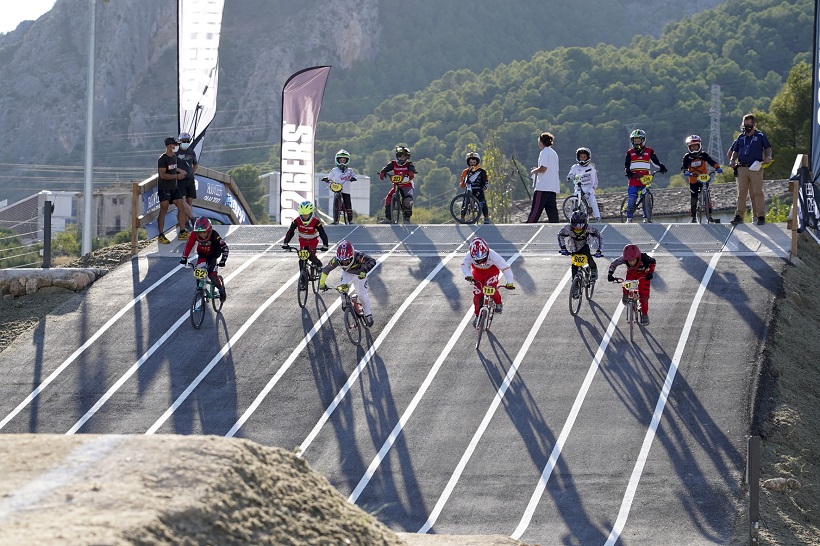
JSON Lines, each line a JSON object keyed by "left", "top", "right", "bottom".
{"left": 622, "top": 244, "right": 641, "bottom": 262}
{"left": 336, "top": 240, "right": 354, "bottom": 268}
{"left": 193, "top": 217, "right": 212, "bottom": 241}
{"left": 469, "top": 237, "right": 490, "bottom": 264}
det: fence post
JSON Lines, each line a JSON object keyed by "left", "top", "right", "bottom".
{"left": 748, "top": 435, "right": 761, "bottom": 544}
{"left": 43, "top": 200, "right": 54, "bottom": 268}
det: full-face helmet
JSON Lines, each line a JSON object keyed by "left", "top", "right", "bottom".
{"left": 469, "top": 237, "right": 490, "bottom": 265}
{"left": 193, "top": 216, "right": 212, "bottom": 241}
{"left": 622, "top": 244, "right": 641, "bottom": 263}
{"left": 571, "top": 210, "right": 588, "bottom": 234}
{"left": 297, "top": 201, "right": 314, "bottom": 224}
{"left": 466, "top": 151, "right": 481, "bottom": 167}
{"left": 395, "top": 145, "right": 411, "bottom": 165}
{"left": 630, "top": 129, "right": 646, "bottom": 150}
{"left": 576, "top": 147, "right": 591, "bottom": 166}
{"left": 336, "top": 240, "right": 354, "bottom": 269}
{"left": 685, "top": 134, "right": 702, "bottom": 154}
{"left": 335, "top": 149, "right": 350, "bottom": 171}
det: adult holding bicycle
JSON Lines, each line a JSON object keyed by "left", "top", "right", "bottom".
{"left": 322, "top": 149, "right": 357, "bottom": 225}
{"left": 565, "top": 147, "right": 601, "bottom": 222}
{"left": 282, "top": 201, "right": 329, "bottom": 290}
{"left": 680, "top": 135, "right": 722, "bottom": 223}
{"left": 319, "top": 240, "right": 377, "bottom": 327}
{"left": 558, "top": 210, "right": 603, "bottom": 281}
{"left": 607, "top": 244, "right": 656, "bottom": 326}
{"left": 459, "top": 151, "right": 491, "bottom": 224}
{"left": 179, "top": 217, "right": 229, "bottom": 302}
{"left": 461, "top": 237, "right": 515, "bottom": 327}
{"left": 624, "top": 129, "right": 668, "bottom": 223}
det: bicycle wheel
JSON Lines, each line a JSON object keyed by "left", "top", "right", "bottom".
{"left": 475, "top": 307, "right": 488, "bottom": 350}
{"left": 190, "top": 289, "right": 206, "bottom": 329}
{"left": 344, "top": 307, "right": 362, "bottom": 345}
{"left": 211, "top": 276, "right": 224, "bottom": 313}
{"left": 297, "top": 269, "right": 309, "bottom": 308}
{"left": 643, "top": 192, "right": 654, "bottom": 223}
{"left": 562, "top": 196, "right": 581, "bottom": 221}
{"left": 390, "top": 194, "right": 402, "bottom": 224}
{"left": 449, "top": 193, "right": 480, "bottom": 224}
{"left": 336, "top": 193, "right": 349, "bottom": 225}
{"left": 619, "top": 197, "right": 629, "bottom": 223}
{"left": 569, "top": 275, "right": 583, "bottom": 316}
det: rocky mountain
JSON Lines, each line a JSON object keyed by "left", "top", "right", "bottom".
{"left": 0, "top": 0, "right": 725, "bottom": 203}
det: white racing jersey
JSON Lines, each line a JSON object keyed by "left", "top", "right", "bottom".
{"left": 326, "top": 166, "right": 357, "bottom": 194}
{"left": 566, "top": 163, "right": 599, "bottom": 191}
{"left": 461, "top": 249, "right": 514, "bottom": 284}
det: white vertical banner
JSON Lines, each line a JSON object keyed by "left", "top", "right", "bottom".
{"left": 811, "top": 0, "right": 820, "bottom": 179}
{"left": 178, "top": 0, "right": 224, "bottom": 158}
{"left": 280, "top": 66, "right": 332, "bottom": 225}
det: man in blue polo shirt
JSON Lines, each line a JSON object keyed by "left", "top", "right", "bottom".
{"left": 727, "top": 114, "right": 773, "bottom": 225}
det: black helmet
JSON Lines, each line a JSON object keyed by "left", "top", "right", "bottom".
{"left": 570, "top": 210, "right": 588, "bottom": 233}
{"left": 576, "top": 147, "right": 591, "bottom": 166}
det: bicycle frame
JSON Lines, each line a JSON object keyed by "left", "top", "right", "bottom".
{"left": 449, "top": 188, "right": 482, "bottom": 224}
{"left": 190, "top": 263, "right": 222, "bottom": 328}
{"left": 328, "top": 283, "right": 368, "bottom": 345}
{"left": 620, "top": 172, "right": 655, "bottom": 223}
{"left": 329, "top": 181, "right": 348, "bottom": 225}
{"left": 389, "top": 175, "right": 409, "bottom": 224}
{"left": 568, "top": 253, "right": 595, "bottom": 316}
{"left": 621, "top": 278, "right": 641, "bottom": 343}
{"left": 562, "top": 177, "right": 590, "bottom": 221}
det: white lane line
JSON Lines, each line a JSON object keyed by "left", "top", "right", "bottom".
{"left": 0, "top": 258, "right": 183, "bottom": 432}
{"left": 224, "top": 226, "right": 422, "bottom": 438}
{"left": 144, "top": 234, "right": 357, "bottom": 436}
{"left": 511, "top": 302, "right": 626, "bottom": 539}
{"left": 297, "top": 226, "right": 489, "bottom": 456}
{"left": 603, "top": 249, "right": 724, "bottom": 545}
{"left": 348, "top": 228, "right": 545, "bottom": 504}
{"left": 0, "top": 435, "right": 124, "bottom": 522}
{"left": 652, "top": 224, "right": 672, "bottom": 253}
{"left": 66, "top": 245, "right": 279, "bottom": 435}
{"left": 420, "top": 266, "right": 572, "bottom": 534}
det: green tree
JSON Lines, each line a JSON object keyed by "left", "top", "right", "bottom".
{"left": 228, "top": 164, "right": 265, "bottom": 221}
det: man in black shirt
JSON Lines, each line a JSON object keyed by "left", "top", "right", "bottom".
{"left": 156, "top": 137, "right": 190, "bottom": 244}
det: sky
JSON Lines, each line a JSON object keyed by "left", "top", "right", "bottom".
{"left": 0, "top": 0, "right": 57, "bottom": 34}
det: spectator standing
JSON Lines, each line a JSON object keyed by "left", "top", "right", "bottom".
{"left": 727, "top": 114, "right": 773, "bottom": 225}
{"left": 156, "top": 137, "right": 190, "bottom": 244}
{"left": 527, "top": 132, "right": 560, "bottom": 223}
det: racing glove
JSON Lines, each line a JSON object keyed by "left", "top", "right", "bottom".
{"left": 358, "top": 271, "right": 367, "bottom": 279}
{"left": 378, "top": 171, "right": 385, "bottom": 181}
{"left": 218, "top": 260, "right": 226, "bottom": 267}
{"left": 716, "top": 167, "right": 723, "bottom": 174}
{"left": 594, "top": 251, "right": 603, "bottom": 258}
{"left": 607, "top": 273, "right": 615, "bottom": 283}
{"left": 180, "top": 257, "right": 188, "bottom": 265}
{"left": 321, "top": 177, "right": 329, "bottom": 182}
{"left": 645, "top": 272, "right": 654, "bottom": 281}
{"left": 319, "top": 246, "right": 328, "bottom": 252}
{"left": 504, "top": 283, "right": 515, "bottom": 290}
{"left": 559, "top": 248, "right": 569, "bottom": 256}
{"left": 281, "top": 244, "right": 291, "bottom": 251}
{"left": 659, "top": 164, "right": 668, "bottom": 175}
{"left": 465, "top": 275, "right": 474, "bottom": 283}
{"left": 625, "top": 170, "right": 634, "bottom": 179}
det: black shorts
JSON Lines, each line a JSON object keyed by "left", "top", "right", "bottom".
{"left": 158, "top": 181, "right": 183, "bottom": 203}
{"left": 178, "top": 177, "right": 196, "bottom": 199}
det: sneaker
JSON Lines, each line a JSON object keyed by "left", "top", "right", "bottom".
{"left": 730, "top": 215, "right": 743, "bottom": 225}
{"left": 378, "top": 218, "right": 392, "bottom": 224}
{"left": 640, "top": 314, "right": 650, "bottom": 326}
{"left": 483, "top": 218, "right": 492, "bottom": 224}
{"left": 178, "top": 230, "right": 188, "bottom": 239}
{"left": 219, "top": 287, "right": 227, "bottom": 302}
{"left": 495, "top": 303, "right": 503, "bottom": 314}
{"left": 757, "top": 216, "right": 766, "bottom": 226}
{"left": 593, "top": 217, "right": 601, "bottom": 223}
{"left": 622, "top": 293, "right": 629, "bottom": 304}
{"left": 626, "top": 218, "right": 633, "bottom": 223}
{"left": 643, "top": 217, "right": 651, "bottom": 223}
{"left": 364, "top": 314, "right": 374, "bottom": 327}
{"left": 690, "top": 218, "right": 697, "bottom": 223}
{"left": 158, "top": 234, "right": 170, "bottom": 244}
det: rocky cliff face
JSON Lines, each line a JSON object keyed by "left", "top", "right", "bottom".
{"left": 0, "top": 0, "right": 722, "bottom": 203}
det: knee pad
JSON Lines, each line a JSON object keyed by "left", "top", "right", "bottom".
{"left": 403, "top": 197, "right": 414, "bottom": 210}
